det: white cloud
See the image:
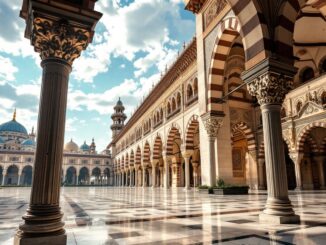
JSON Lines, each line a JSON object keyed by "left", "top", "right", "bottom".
{"left": 71, "top": 0, "right": 194, "bottom": 83}
{"left": 0, "top": 56, "right": 18, "bottom": 81}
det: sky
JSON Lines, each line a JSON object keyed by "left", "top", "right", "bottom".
{"left": 0, "top": 0, "right": 195, "bottom": 152}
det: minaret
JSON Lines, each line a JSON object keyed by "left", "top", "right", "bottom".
{"left": 29, "top": 127, "right": 36, "bottom": 141}
{"left": 90, "top": 138, "right": 96, "bottom": 153}
{"left": 110, "top": 97, "right": 127, "bottom": 139}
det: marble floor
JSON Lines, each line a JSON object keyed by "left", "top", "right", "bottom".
{"left": 1, "top": 187, "right": 326, "bottom": 244}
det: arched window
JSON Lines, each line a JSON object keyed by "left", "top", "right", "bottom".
{"left": 177, "top": 93, "right": 181, "bottom": 108}
{"left": 300, "top": 67, "right": 314, "bottom": 83}
{"left": 296, "top": 101, "right": 302, "bottom": 114}
{"left": 193, "top": 78, "right": 198, "bottom": 96}
{"left": 319, "top": 57, "right": 326, "bottom": 74}
{"left": 160, "top": 108, "right": 163, "bottom": 120}
{"left": 167, "top": 102, "right": 171, "bottom": 115}
{"left": 187, "top": 84, "right": 193, "bottom": 100}
{"left": 172, "top": 98, "right": 176, "bottom": 111}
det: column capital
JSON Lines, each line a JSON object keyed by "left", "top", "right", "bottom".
{"left": 242, "top": 57, "right": 297, "bottom": 106}
{"left": 21, "top": 1, "right": 102, "bottom": 65}
{"left": 201, "top": 112, "right": 224, "bottom": 138}
{"left": 182, "top": 151, "right": 193, "bottom": 159}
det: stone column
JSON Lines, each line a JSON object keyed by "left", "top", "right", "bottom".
{"left": 18, "top": 168, "right": 23, "bottom": 186}
{"left": 159, "top": 167, "right": 163, "bottom": 187}
{"left": 192, "top": 163, "right": 199, "bottom": 187}
{"left": 201, "top": 114, "right": 223, "bottom": 187}
{"left": 16, "top": 3, "right": 101, "bottom": 243}
{"left": 142, "top": 167, "right": 146, "bottom": 187}
{"left": 289, "top": 152, "right": 303, "bottom": 190}
{"left": 258, "top": 159, "right": 266, "bottom": 190}
{"left": 183, "top": 152, "right": 192, "bottom": 190}
{"left": 163, "top": 156, "right": 171, "bottom": 189}
{"left": 1, "top": 168, "right": 6, "bottom": 185}
{"left": 245, "top": 60, "right": 300, "bottom": 224}
{"left": 152, "top": 161, "right": 158, "bottom": 188}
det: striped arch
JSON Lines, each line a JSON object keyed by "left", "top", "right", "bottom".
{"left": 153, "top": 135, "right": 163, "bottom": 160}
{"left": 232, "top": 122, "right": 256, "bottom": 151}
{"left": 306, "top": 136, "right": 319, "bottom": 153}
{"left": 185, "top": 115, "right": 199, "bottom": 150}
{"left": 258, "top": 142, "right": 265, "bottom": 159}
{"left": 121, "top": 156, "right": 124, "bottom": 168}
{"left": 274, "top": 0, "right": 307, "bottom": 58}
{"left": 208, "top": 17, "right": 242, "bottom": 113}
{"left": 143, "top": 141, "right": 151, "bottom": 164}
{"left": 227, "top": 0, "right": 270, "bottom": 65}
{"left": 135, "top": 146, "right": 141, "bottom": 165}
{"left": 125, "top": 153, "right": 129, "bottom": 168}
{"left": 166, "top": 126, "right": 182, "bottom": 156}
{"left": 297, "top": 121, "right": 326, "bottom": 152}
{"left": 130, "top": 150, "right": 135, "bottom": 166}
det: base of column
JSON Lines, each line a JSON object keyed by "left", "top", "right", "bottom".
{"left": 259, "top": 213, "right": 300, "bottom": 224}
{"left": 184, "top": 187, "right": 191, "bottom": 191}
{"left": 14, "top": 233, "right": 66, "bottom": 245}
{"left": 295, "top": 186, "right": 303, "bottom": 191}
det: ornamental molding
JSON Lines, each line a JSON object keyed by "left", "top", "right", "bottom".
{"left": 204, "top": 0, "right": 228, "bottom": 30}
{"left": 247, "top": 72, "right": 293, "bottom": 105}
{"left": 31, "top": 17, "right": 90, "bottom": 64}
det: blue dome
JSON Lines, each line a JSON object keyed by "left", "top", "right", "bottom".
{"left": 80, "top": 142, "right": 90, "bottom": 151}
{"left": 0, "top": 120, "right": 28, "bottom": 135}
{"left": 22, "top": 139, "right": 36, "bottom": 146}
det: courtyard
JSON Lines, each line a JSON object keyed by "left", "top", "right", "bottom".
{"left": 0, "top": 187, "right": 326, "bottom": 245}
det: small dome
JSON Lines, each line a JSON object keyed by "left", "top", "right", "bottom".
{"left": 80, "top": 141, "right": 90, "bottom": 151}
{"left": 64, "top": 139, "right": 79, "bottom": 152}
{"left": 22, "top": 139, "right": 36, "bottom": 146}
{"left": 0, "top": 120, "right": 28, "bottom": 135}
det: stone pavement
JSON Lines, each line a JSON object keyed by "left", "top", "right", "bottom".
{"left": 1, "top": 187, "right": 326, "bottom": 244}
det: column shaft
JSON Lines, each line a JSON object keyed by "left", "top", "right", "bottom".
{"left": 260, "top": 104, "right": 299, "bottom": 223}
{"left": 19, "top": 59, "right": 71, "bottom": 238}
{"left": 184, "top": 157, "right": 190, "bottom": 189}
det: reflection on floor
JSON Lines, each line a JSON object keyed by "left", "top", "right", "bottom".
{"left": 1, "top": 187, "right": 326, "bottom": 244}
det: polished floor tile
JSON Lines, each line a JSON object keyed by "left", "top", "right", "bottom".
{"left": 1, "top": 187, "right": 326, "bottom": 244}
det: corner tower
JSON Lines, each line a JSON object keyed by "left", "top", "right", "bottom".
{"left": 111, "top": 98, "right": 127, "bottom": 139}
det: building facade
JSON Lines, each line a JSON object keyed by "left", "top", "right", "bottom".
{"left": 0, "top": 113, "right": 114, "bottom": 186}
{"left": 108, "top": 0, "right": 326, "bottom": 193}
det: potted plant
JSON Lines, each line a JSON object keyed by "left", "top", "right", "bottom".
{"left": 212, "top": 179, "right": 249, "bottom": 195}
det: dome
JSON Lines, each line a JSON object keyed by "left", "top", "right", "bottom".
{"left": 0, "top": 119, "right": 28, "bottom": 135}
{"left": 64, "top": 139, "right": 79, "bottom": 152}
{"left": 80, "top": 141, "right": 90, "bottom": 151}
{"left": 22, "top": 139, "right": 36, "bottom": 146}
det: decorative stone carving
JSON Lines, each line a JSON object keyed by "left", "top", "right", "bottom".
{"left": 31, "top": 17, "right": 90, "bottom": 64}
{"left": 202, "top": 117, "right": 223, "bottom": 138}
{"left": 204, "top": 0, "right": 228, "bottom": 29}
{"left": 247, "top": 72, "right": 293, "bottom": 105}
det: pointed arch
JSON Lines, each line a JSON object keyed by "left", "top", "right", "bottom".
{"left": 143, "top": 141, "right": 151, "bottom": 164}
{"left": 208, "top": 17, "right": 242, "bottom": 113}
{"left": 297, "top": 121, "right": 326, "bottom": 152}
{"left": 135, "top": 146, "right": 141, "bottom": 165}
{"left": 153, "top": 135, "right": 163, "bottom": 160}
{"left": 166, "top": 126, "right": 182, "bottom": 156}
{"left": 231, "top": 122, "right": 256, "bottom": 151}
{"left": 185, "top": 115, "right": 199, "bottom": 150}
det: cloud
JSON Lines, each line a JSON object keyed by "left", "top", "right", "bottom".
{"left": 0, "top": 55, "right": 18, "bottom": 81}
{"left": 71, "top": 0, "right": 195, "bottom": 83}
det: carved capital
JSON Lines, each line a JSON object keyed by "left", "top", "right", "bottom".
{"left": 202, "top": 116, "right": 223, "bottom": 138}
{"left": 31, "top": 17, "right": 90, "bottom": 64}
{"left": 247, "top": 72, "right": 293, "bottom": 105}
